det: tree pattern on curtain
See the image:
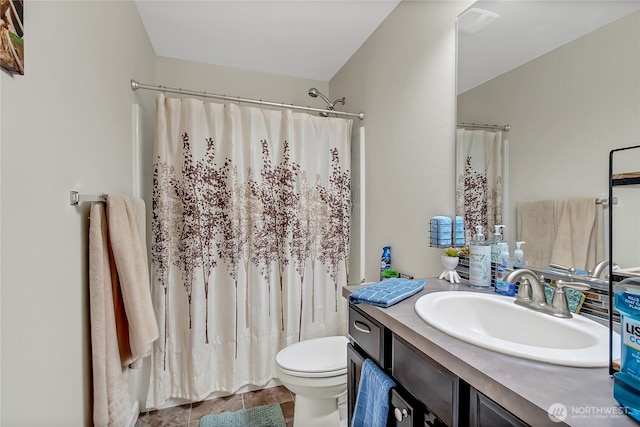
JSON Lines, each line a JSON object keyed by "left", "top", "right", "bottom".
{"left": 455, "top": 129, "right": 504, "bottom": 239}
{"left": 151, "top": 111, "right": 351, "bottom": 367}
{"left": 147, "top": 96, "right": 351, "bottom": 406}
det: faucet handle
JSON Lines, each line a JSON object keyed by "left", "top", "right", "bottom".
{"left": 549, "top": 263, "right": 577, "bottom": 274}
{"left": 555, "top": 280, "right": 590, "bottom": 292}
{"left": 550, "top": 280, "right": 590, "bottom": 318}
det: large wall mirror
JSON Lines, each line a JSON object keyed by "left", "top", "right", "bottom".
{"left": 456, "top": 1, "right": 640, "bottom": 275}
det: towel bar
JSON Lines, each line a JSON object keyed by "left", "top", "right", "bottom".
{"left": 596, "top": 197, "right": 617, "bottom": 206}
{"left": 70, "top": 190, "right": 107, "bottom": 205}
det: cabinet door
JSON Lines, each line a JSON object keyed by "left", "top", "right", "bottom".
{"left": 347, "top": 343, "right": 366, "bottom": 424}
{"left": 469, "top": 388, "right": 529, "bottom": 427}
{"left": 392, "top": 335, "right": 460, "bottom": 426}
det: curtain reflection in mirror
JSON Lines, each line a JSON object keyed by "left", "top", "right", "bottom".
{"left": 455, "top": 129, "right": 506, "bottom": 243}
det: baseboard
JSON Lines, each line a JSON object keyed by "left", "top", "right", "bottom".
{"left": 124, "top": 400, "right": 139, "bottom": 427}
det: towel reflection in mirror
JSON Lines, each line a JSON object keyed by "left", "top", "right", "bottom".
{"left": 516, "top": 198, "right": 604, "bottom": 271}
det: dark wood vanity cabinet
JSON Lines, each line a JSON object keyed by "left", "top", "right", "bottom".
{"left": 347, "top": 306, "right": 390, "bottom": 424}
{"left": 347, "top": 343, "right": 366, "bottom": 424}
{"left": 469, "top": 388, "right": 528, "bottom": 427}
{"left": 347, "top": 304, "right": 527, "bottom": 427}
{"left": 392, "top": 334, "right": 466, "bottom": 426}
{"left": 348, "top": 306, "right": 389, "bottom": 368}
{"left": 348, "top": 305, "right": 454, "bottom": 426}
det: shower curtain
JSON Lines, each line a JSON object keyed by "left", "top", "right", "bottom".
{"left": 147, "top": 94, "right": 352, "bottom": 407}
{"left": 455, "top": 128, "right": 505, "bottom": 241}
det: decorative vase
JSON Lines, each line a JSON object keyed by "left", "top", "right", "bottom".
{"left": 441, "top": 256, "right": 459, "bottom": 270}
{"left": 439, "top": 256, "right": 461, "bottom": 284}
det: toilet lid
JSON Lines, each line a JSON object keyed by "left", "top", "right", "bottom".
{"left": 276, "top": 336, "right": 348, "bottom": 375}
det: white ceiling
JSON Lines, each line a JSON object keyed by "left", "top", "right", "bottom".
{"left": 134, "top": 1, "right": 640, "bottom": 85}
{"left": 457, "top": 1, "right": 640, "bottom": 93}
{"left": 134, "top": 0, "right": 401, "bottom": 81}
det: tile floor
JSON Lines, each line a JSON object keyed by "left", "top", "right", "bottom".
{"left": 136, "top": 385, "right": 295, "bottom": 427}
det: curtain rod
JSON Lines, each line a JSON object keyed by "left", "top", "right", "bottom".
{"left": 131, "top": 80, "right": 365, "bottom": 120}
{"left": 457, "top": 122, "right": 511, "bottom": 132}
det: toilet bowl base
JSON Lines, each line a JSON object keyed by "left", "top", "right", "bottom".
{"left": 293, "top": 394, "right": 340, "bottom": 427}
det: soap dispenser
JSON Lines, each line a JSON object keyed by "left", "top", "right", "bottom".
{"left": 495, "top": 242, "right": 515, "bottom": 296}
{"left": 491, "top": 225, "right": 505, "bottom": 263}
{"left": 469, "top": 225, "right": 492, "bottom": 289}
{"left": 514, "top": 241, "right": 526, "bottom": 267}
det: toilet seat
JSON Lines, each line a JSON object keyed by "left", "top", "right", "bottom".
{"left": 276, "top": 335, "right": 348, "bottom": 378}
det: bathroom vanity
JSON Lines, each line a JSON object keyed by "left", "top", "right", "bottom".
{"left": 344, "top": 279, "right": 637, "bottom": 427}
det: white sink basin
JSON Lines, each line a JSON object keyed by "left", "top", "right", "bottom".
{"left": 415, "top": 291, "right": 619, "bottom": 367}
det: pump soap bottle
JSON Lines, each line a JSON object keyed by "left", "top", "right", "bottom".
{"left": 469, "top": 226, "right": 492, "bottom": 289}
{"left": 514, "top": 241, "right": 526, "bottom": 267}
{"left": 491, "top": 225, "right": 505, "bottom": 263}
{"left": 495, "top": 242, "right": 515, "bottom": 296}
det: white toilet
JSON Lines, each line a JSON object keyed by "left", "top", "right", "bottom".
{"left": 275, "top": 335, "right": 348, "bottom": 427}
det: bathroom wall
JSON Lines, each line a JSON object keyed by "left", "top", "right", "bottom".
{"left": 0, "top": 1, "right": 156, "bottom": 425}
{"left": 332, "top": 1, "right": 474, "bottom": 282}
{"left": 457, "top": 10, "right": 640, "bottom": 267}
{"left": 155, "top": 56, "right": 330, "bottom": 110}
{"left": 1, "top": 0, "right": 473, "bottom": 424}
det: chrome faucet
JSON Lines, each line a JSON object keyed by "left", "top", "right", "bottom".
{"left": 504, "top": 268, "right": 590, "bottom": 318}
{"left": 505, "top": 269, "right": 547, "bottom": 309}
{"left": 550, "top": 260, "right": 619, "bottom": 280}
{"left": 589, "top": 260, "right": 619, "bottom": 279}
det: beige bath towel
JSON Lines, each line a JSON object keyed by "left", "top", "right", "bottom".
{"left": 550, "top": 198, "right": 604, "bottom": 271}
{"left": 516, "top": 199, "right": 557, "bottom": 267}
{"left": 106, "top": 193, "right": 159, "bottom": 366}
{"left": 89, "top": 194, "right": 158, "bottom": 427}
{"left": 89, "top": 203, "right": 133, "bottom": 427}
{"left": 516, "top": 198, "right": 604, "bottom": 271}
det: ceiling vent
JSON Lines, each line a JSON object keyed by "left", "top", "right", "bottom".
{"left": 458, "top": 8, "right": 500, "bottom": 35}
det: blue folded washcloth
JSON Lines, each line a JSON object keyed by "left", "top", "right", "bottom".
{"left": 455, "top": 216, "right": 465, "bottom": 245}
{"left": 430, "top": 216, "right": 452, "bottom": 246}
{"left": 351, "top": 359, "right": 396, "bottom": 427}
{"left": 349, "top": 278, "right": 426, "bottom": 308}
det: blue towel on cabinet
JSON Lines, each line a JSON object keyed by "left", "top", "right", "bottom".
{"left": 351, "top": 359, "right": 396, "bottom": 427}
{"left": 348, "top": 278, "right": 426, "bottom": 308}
{"left": 430, "top": 216, "right": 452, "bottom": 246}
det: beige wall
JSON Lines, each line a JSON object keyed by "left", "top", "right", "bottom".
{"left": 332, "top": 0, "right": 473, "bottom": 282}
{"left": 458, "top": 10, "right": 640, "bottom": 266}
{"left": 0, "top": 1, "right": 156, "bottom": 425}
{"left": 156, "top": 56, "right": 329, "bottom": 110}
{"left": 1, "top": 0, "right": 473, "bottom": 424}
